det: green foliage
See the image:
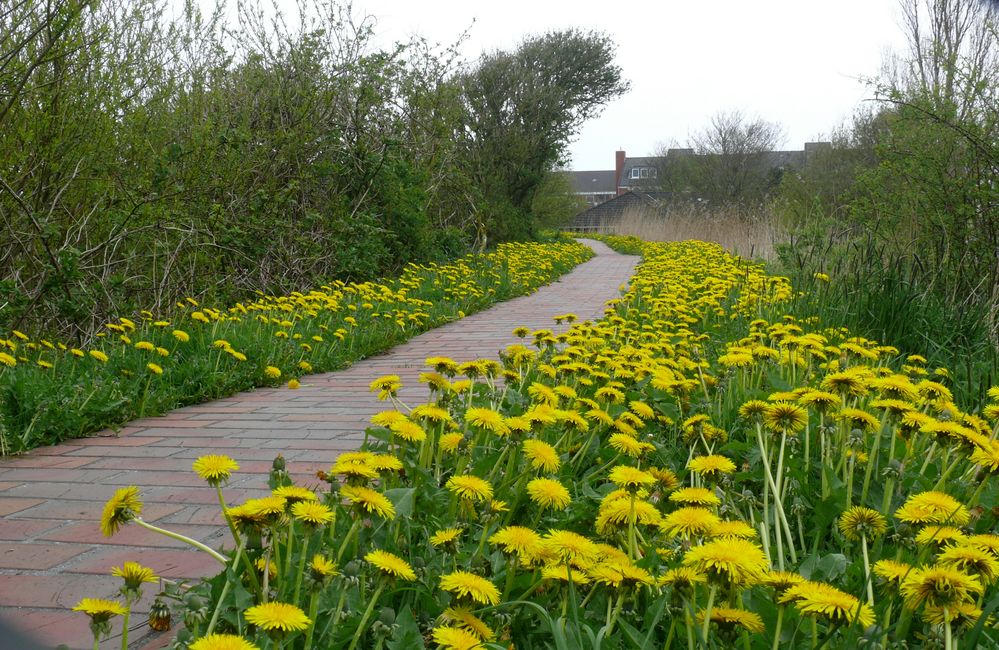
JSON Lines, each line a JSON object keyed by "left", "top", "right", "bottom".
{"left": 772, "top": 2, "right": 999, "bottom": 406}
{"left": 531, "top": 173, "right": 588, "bottom": 231}
{"left": 0, "top": 2, "right": 624, "bottom": 340}
{"left": 460, "top": 29, "right": 629, "bottom": 242}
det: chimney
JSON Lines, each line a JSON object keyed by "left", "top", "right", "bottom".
{"left": 615, "top": 150, "right": 626, "bottom": 196}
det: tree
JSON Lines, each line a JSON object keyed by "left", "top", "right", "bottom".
{"left": 854, "top": 0, "right": 998, "bottom": 311}
{"left": 459, "top": 29, "right": 629, "bottom": 241}
{"left": 660, "top": 110, "right": 786, "bottom": 206}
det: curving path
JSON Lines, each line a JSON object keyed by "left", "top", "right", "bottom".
{"left": 0, "top": 239, "right": 638, "bottom": 648}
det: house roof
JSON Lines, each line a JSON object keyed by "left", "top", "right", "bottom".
{"left": 566, "top": 170, "right": 616, "bottom": 194}
{"left": 569, "top": 190, "right": 672, "bottom": 229}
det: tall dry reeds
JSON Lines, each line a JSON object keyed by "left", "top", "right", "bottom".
{"left": 606, "top": 205, "right": 785, "bottom": 260}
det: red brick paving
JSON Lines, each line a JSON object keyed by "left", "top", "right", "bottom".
{"left": 0, "top": 239, "right": 637, "bottom": 648}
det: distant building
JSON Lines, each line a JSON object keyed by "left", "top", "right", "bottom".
{"left": 565, "top": 169, "right": 616, "bottom": 208}
{"left": 567, "top": 190, "right": 672, "bottom": 233}
{"left": 566, "top": 143, "right": 830, "bottom": 211}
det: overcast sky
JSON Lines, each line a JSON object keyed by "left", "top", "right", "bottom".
{"left": 364, "top": 0, "right": 910, "bottom": 171}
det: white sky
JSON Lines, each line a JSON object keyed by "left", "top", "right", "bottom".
{"left": 364, "top": 0, "right": 910, "bottom": 170}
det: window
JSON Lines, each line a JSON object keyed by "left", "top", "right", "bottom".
{"left": 640, "top": 167, "right": 649, "bottom": 178}
{"left": 630, "top": 168, "right": 640, "bottom": 179}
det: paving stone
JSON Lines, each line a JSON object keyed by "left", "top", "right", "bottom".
{"left": 0, "top": 542, "right": 88, "bottom": 569}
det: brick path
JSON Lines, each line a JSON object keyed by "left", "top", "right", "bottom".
{"left": 0, "top": 239, "right": 637, "bottom": 649}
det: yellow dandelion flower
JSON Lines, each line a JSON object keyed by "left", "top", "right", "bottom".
{"left": 762, "top": 570, "right": 806, "bottom": 597}
{"left": 441, "top": 607, "right": 494, "bottom": 641}
{"left": 439, "top": 433, "right": 466, "bottom": 454}
{"left": 110, "top": 561, "right": 158, "bottom": 590}
{"left": 542, "top": 529, "right": 600, "bottom": 564}
{"left": 669, "top": 487, "right": 721, "bottom": 507}
{"left": 779, "top": 580, "right": 875, "bottom": 628}
{"left": 192, "top": 455, "right": 239, "bottom": 485}
{"left": 873, "top": 560, "right": 913, "bottom": 588}
{"left": 838, "top": 506, "right": 888, "bottom": 542}
{"left": 970, "top": 440, "right": 999, "bottom": 474}
{"left": 522, "top": 439, "right": 561, "bottom": 473}
{"left": 686, "top": 455, "right": 737, "bottom": 480}
{"left": 696, "top": 607, "right": 765, "bottom": 634}
{"left": 371, "top": 410, "right": 408, "bottom": 428}
{"left": 660, "top": 507, "right": 721, "bottom": 539}
{"left": 410, "top": 404, "right": 452, "bottom": 424}
{"left": 445, "top": 475, "right": 493, "bottom": 502}
{"left": 709, "top": 519, "right": 757, "bottom": 539}
{"left": 738, "top": 400, "right": 769, "bottom": 419}
{"left": 915, "top": 525, "right": 967, "bottom": 548}
{"left": 464, "top": 407, "right": 509, "bottom": 435}
{"left": 308, "top": 555, "right": 338, "bottom": 580}
{"left": 682, "top": 538, "right": 769, "bottom": 586}
{"left": 389, "top": 420, "right": 427, "bottom": 443}
{"left": 595, "top": 498, "right": 663, "bottom": 534}
{"left": 340, "top": 485, "right": 395, "bottom": 520}
{"left": 541, "top": 564, "right": 593, "bottom": 585}
{"left": 526, "top": 478, "right": 571, "bottom": 510}
{"left": 189, "top": 633, "right": 260, "bottom": 650}
{"left": 658, "top": 567, "right": 707, "bottom": 592}
{"left": 763, "top": 402, "right": 808, "bottom": 432}
{"left": 937, "top": 544, "right": 999, "bottom": 585}
{"left": 431, "top": 625, "right": 483, "bottom": 649}
{"left": 489, "top": 526, "right": 542, "bottom": 558}
{"left": 244, "top": 601, "right": 311, "bottom": 633}
{"left": 900, "top": 565, "right": 983, "bottom": 610}
{"left": 430, "top": 528, "right": 463, "bottom": 548}
{"left": 365, "top": 549, "right": 416, "bottom": 581}
{"left": 440, "top": 571, "right": 501, "bottom": 605}
{"left": 426, "top": 356, "right": 459, "bottom": 376}
{"left": 837, "top": 408, "right": 880, "bottom": 432}
{"left": 895, "top": 491, "right": 970, "bottom": 526}
{"left": 290, "top": 501, "right": 334, "bottom": 526}
{"left": 146, "top": 362, "right": 163, "bottom": 375}
{"left": 73, "top": 597, "right": 127, "bottom": 621}
{"left": 921, "top": 601, "right": 984, "bottom": 626}
{"left": 101, "top": 486, "right": 143, "bottom": 537}
{"left": 264, "top": 366, "right": 281, "bottom": 379}
{"left": 369, "top": 374, "right": 402, "bottom": 399}
{"left": 608, "top": 465, "right": 656, "bottom": 492}
{"left": 608, "top": 433, "right": 653, "bottom": 458}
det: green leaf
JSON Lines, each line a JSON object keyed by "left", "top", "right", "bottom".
{"left": 384, "top": 488, "right": 416, "bottom": 518}
{"left": 387, "top": 607, "right": 424, "bottom": 650}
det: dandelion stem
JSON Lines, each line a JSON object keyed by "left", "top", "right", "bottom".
{"left": 292, "top": 531, "right": 311, "bottom": 606}
{"left": 134, "top": 518, "right": 227, "bottom": 564}
{"left": 702, "top": 585, "right": 717, "bottom": 643}
{"left": 207, "top": 536, "right": 246, "bottom": 635}
{"left": 755, "top": 426, "right": 796, "bottom": 566}
{"left": 861, "top": 535, "right": 874, "bottom": 607}
{"left": 120, "top": 604, "right": 130, "bottom": 650}
{"left": 347, "top": 585, "right": 384, "bottom": 650}
{"left": 336, "top": 518, "right": 362, "bottom": 565}
{"left": 605, "top": 590, "right": 626, "bottom": 636}
{"left": 215, "top": 484, "right": 241, "bottom": 547}
{"left": 771, "top": 606, "right": 784, "bottom": 650}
